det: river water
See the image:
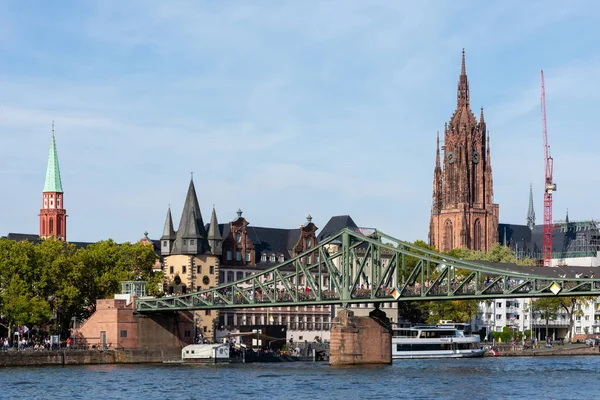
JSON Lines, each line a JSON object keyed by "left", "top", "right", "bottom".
{"left": 1, "top": 356, "right": 598, "bottom": 399}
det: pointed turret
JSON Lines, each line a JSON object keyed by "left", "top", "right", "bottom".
{"left": 44, "top": 122, "right": 63, "bottom": 193}
{"left": 457, "top": 48, "right": 470, "bottom": 107}
{"left": 527, "top": 184, "right": 536, "bottom": 231}
{"left": 565, "top": 209, "right": 569, "bottom": 224}
{"left": 431, "top": 132, "right": 443, "bottom": 218}
{"left": 172, "top": 178, "right": 209, "bottom": 255}
{"left": 208, "top": 206, "right": 223, "bottom": 256}
{"left": 160, "top": 207, "right": 176, "bottom": 255}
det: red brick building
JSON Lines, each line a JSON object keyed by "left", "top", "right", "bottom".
{"left": 429, "top": 50, "right": 499, "bottom": 252}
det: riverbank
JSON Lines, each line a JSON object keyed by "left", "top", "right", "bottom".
{"left": 0, "top": 348, "right": 181, "bottom": 367}
{"left": 489, "top": 343, "right": 600, "bottom": 357}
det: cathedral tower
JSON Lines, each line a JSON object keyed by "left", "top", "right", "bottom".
{"left": 429, "top": 50, "right": 499, "bottom": 252}
{"left": 39, "top": 123, "right": 67, "bottom": 241}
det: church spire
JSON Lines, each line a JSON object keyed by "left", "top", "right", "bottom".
{"left": 44, "top": 121, "right": 63, "bottom": 193}
{"left": 527, "top": 184, "right": 536, "bottom": 230}
{"left": 457, "top": 49, "right": 470, "bottom": 107}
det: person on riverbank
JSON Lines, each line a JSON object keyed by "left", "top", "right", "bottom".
{"left": 2, "top": 338, "right": 8, "bottom": 352}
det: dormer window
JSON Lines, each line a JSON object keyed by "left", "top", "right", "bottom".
{"left": 270, "top": 254, "right": 276, "bottom": 262}
{"left": 279, "top": 255, "right": 284, "bottom": 262}
{"left": 236, "top": 233, "right": 241, "bottom": 243}
{"left": 245, "top": 251, "right": 251, "bottom": 262}
{"left": 261, "top": 253, "right": 267, "bottom": 262}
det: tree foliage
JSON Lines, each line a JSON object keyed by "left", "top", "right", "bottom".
{"left": 0, "top": 237, "right": 162, "bottom": 336}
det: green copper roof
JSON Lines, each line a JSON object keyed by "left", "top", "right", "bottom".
{"left": 43, "top": 128, "right": 63, "bottom": 193}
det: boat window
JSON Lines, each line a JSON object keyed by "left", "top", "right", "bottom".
{"left": 420, "top": 330, "right": 455, "bottom": 338}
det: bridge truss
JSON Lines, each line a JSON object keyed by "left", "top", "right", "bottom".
{"left": 136, "top": 229, "right": 600, "bottom": 312}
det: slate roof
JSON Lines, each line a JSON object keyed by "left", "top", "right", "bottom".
{"left": 317, "top": 215, "right": 358, "bottom": 242}
{"left": 2, "top": 233, "right": 92, "bottom": 249}
{"left": 499, "top": 222, "right": 600, "bottom": 259}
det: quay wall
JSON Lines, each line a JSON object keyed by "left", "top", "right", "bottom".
{"left": 0, "top": 349, "right": 181, "bottom": 368}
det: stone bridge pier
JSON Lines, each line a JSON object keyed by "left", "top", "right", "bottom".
{"left": 329, "top": 307, "right": 392, "bottom": 365}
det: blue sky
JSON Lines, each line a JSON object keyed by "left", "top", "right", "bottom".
{"left": 1, "top": 1, "right": 599, "bottom": 243}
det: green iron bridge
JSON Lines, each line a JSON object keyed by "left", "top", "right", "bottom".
{"left": 135, "top": 228, "right": 600, "bottom": 313}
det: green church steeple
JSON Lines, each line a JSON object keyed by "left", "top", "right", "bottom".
{"left": 43, "top": 122, "right": 63, "bottom": 193}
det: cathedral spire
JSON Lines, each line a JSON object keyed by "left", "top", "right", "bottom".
{"left": 44, "top": 121, "right": 63, "bottom": 193}
{"left": 457, "top": 49, "right": 470, "bottom": 107}
{"left": 527, "top": 184, "right": 536, "bottom": 230}
{"left": 435, "top": 131, "right": 441, "bottom": 169}
{"left": 479, "top": 107, "right": 485, "bottom": 124}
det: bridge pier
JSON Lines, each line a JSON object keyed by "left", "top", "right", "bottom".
{"left": 329, "top": 308, "right": 392, "bottom": 365}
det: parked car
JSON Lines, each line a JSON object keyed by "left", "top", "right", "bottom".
{"left": 584, "top": 338, "right": 600, "bottom": 346}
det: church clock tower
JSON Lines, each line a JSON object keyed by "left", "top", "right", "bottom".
{"left": 429, "top": 50, "right": 499, "bottom": 252}
{"left": 39, "top": 123, "right": 67, "bottom": 241}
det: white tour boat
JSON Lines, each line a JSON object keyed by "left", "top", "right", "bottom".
{"left": 392, "top": 321, "right": 486, "bottom": 359}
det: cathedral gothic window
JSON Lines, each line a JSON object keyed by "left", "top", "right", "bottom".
{"left": 473, "top": 219, "right": 482, "bottom": 251}
{"left": 443, "top": 219, "right": 453, "bottom": 251}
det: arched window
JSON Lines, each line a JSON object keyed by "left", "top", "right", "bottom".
{"left": 443, "top": 219, "right": 453, "bottom": 251}
{"left": 57, "top": 218, "right": 62, "bottom": 235}
{"left": 473, "top": 219, "right": 482, "bottom": 251}
{"left": 49, "top": 219, "right": 54, "bottom": 235}
{"left": 306, "top": 238, "right": 311, "bottom": 248}
{"left": 235, "top": 232, "right": 241, "bottom": 243}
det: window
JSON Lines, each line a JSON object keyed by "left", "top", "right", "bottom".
{"left": 163, "top": 241, "right": 167, "bottom": 247}
{"left": 246, "top": 251, "right": 251, "bottom": 262}
{"left": 190, "top": 240, "right": 195, "bottom": 246}
{"left": 205, "top": 310, "right": 211, "bottom": 315}
{"left": 576, "top": 316, "right": 582, "bottom": 321}
{"left": 209, "top": 266, "right": 214, "bottom": 274}
{"left": 226, "top": 250, "right": 232, "bottom": 261}
{"left": 261, "top": 254, "right": 267, "bottom": 262}
{"left": 120, "top": 330, "right": 128, "bottom": 338}
{"left": 203, "top": 326, "right": 207, "bottom": 333}
{"left": 585, "top": 316, "right": 590, "bottom": 321}
{"left": 270, "top": 254, "right": 276, "bottom": 262}
{"left": 219, "top": 271, "right": 224, "bottom": 283}
{"left": 236, "top": 251, "right": 241, "bottom": 261}
{"left": 49, "top": 219, "right": 54, "bottom": 234}
{"left": 279, "top": 255, "right": 284, "bottom": 262}
{"left": 227, "top": 271, "right": 234, "bottom": 282}
{"left": 197, "top": 265, "right": 201, "bottom": 274}
{"left": 183, "top": 239, "right": 187, "bottom": 245}
{"left": 184, "top": 330, "right": 191, "bottom": 338}
{"left": 170, "top": 266, "right": 174, "bottom": 274}
{"left": 182, "top": 265, "right": 187, "bottom": 274}
{"left": 496, "top": 314, "right": 502, "bottom": 320}
{"left": 305, "top": 255, "right": 310, "bottom": 265}
{"left": 236, "top": 271, "right": 244, "bottom": 280}
{"left": 236, "top": 233, "right": 241, "bottom": 243}
{"left": 496, "top": 302, "right": 502, "bottom": 308}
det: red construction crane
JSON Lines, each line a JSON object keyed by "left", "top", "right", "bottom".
{"left": 541, "top": 70, "right": 556, "bottom": 267}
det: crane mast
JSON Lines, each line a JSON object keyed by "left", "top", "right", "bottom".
{"left": 541, "top": 70, "right": 556, "bottom": 267}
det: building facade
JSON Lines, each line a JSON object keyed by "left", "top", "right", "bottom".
{"left": 429, "top": 50, "right": 499, "bottom": 252}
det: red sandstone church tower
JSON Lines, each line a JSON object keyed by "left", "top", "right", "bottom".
{"left": 39, "top": 123, "right": 67, "bottom": 241}
{"left": 429, "top": 50, "right": 499, "bottom": 252}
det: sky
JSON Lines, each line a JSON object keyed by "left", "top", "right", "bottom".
{"left": 1, "top": 0, "right": 599, "bottom": 243}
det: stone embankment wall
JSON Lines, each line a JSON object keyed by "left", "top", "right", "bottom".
{"left": 491, "top": 344, "right": 600, "bottom": 357}
{"left": 0, "top": 349, "right": 181, "bottom": 368}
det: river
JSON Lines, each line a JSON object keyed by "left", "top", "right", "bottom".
{"left": 1, "top": 356, "right": 597, "bottom": 399}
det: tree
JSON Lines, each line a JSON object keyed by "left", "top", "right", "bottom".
{"left": 557, "top": 296, "right": 595, "bottom": 342}
{"left": 533, "top": 297, "right": 562, "bottom": 340}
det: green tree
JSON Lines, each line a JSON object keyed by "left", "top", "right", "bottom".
{"left": 557, "top": 297, "right": 595, "bottom": 342}
{"left": 533, "top": 297, "right": 562, "bottom": 340}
